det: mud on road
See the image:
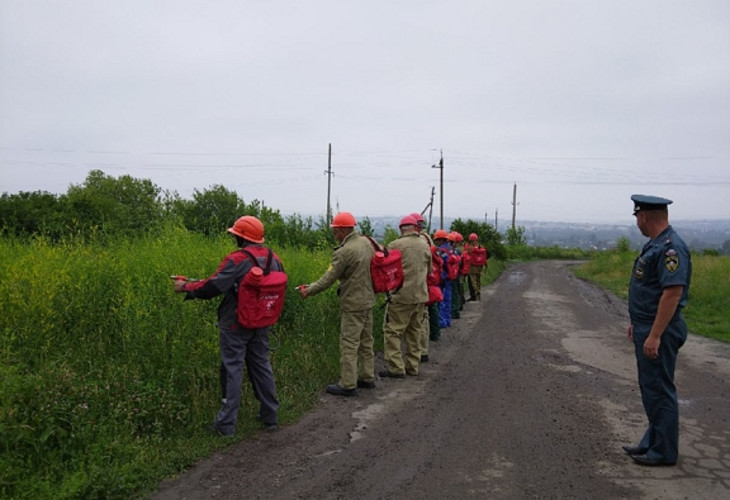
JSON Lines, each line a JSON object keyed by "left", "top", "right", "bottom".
{"left": 151, "top": 261, "right": 730, "bottom": 499}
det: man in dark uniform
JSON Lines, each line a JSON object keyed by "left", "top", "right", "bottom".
{"left": 624, "top": 194, "right": 692, "bottom": 466}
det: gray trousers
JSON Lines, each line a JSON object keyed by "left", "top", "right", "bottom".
{"left": 215, "top": 325, "right": 279, "bottom": 434}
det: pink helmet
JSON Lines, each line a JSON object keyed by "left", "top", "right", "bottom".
{"left": 410, "top": 212, "right": 425, "bottom": 224}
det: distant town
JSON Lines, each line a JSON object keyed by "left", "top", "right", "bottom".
{"left": 365, "top": 217, "right": 730, "bottom": 254}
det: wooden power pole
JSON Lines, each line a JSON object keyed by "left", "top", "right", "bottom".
{"left": 431, "top": 150, "right": 444, "bottom": 229}
{"left": 511, "top": 182, "right": 518, "bottom": 230}
{"left": 325, "top": 143, "right": 333, "bottom": 225}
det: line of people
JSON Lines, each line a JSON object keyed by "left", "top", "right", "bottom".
{"left": 174, "top": 211, "right": 490, "bottom": 436}
{"left": 299, "top": 211, "right": 489, "bottom": 397}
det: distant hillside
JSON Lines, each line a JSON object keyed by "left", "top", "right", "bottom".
{"left": 363, "top": 216, "right": 730, "bottom": 253}
{"left": 521, "top": 219, "right": 730, "bottom": 252}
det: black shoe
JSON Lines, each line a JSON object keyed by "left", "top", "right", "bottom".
{"left": 357, "top": 380, "right": 376, "bottom": 389}
{"left": 325, "top": 384, "right": 357, "bottom": 397}
{"left": 622, "top": 445, "right": 647, "bottom": 455}
{"left": 263, "top": 423, "right": 279, "bottom": 431}
{"left": 378, "top": 370, "right": 405, "bottom": 379}
{"left": 421, "top": 354, "right": 429, "bottom": 362}
{"left": 430, "top": 336, "right": 440, "bottom": 342}
{"left": 406, "top": 371, "right": 418, "bottom": 376}
{"left": 629, "top": 454, "right": 676, "bottom": 466}
{"left": 205, "top": 423, "right": 234, "bottom": 437}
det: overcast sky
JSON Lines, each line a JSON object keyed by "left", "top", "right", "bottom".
{"left": 1, "top": 1, "right": 729, "bottom": 225}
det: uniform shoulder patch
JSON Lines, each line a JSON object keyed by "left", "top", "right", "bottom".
{"left": 665, "top": 250, "right": 680, "bottom": 273}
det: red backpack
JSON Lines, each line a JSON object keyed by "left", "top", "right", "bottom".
{"left": 444, "top": 251, "right": 461, "bottom": 281}
{"left": 365, "top": 236, "right": 404, "bottom": 293}
{"left": 471, "top": 246, "right": 488, "bottom": 266}
{"left": 235, "top": 248, "right": 288, "bottom": 328}
{"left": 427, "top": 246, "right": 443, "bottom": 286}
{"left": 459, "top": 251, "right": 471, "bottom": 276}
{"left": 426, "top": 284, "right": 443, "bottom": 305}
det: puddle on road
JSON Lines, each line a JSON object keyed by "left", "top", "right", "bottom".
{"left": 507, "top": 270, "right": 526, "bottom": 285}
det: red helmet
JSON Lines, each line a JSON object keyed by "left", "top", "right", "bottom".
{"left": 228, "top": 215, "right": 265, "bottom": 243}
{"left": 433, "top": 229, "right": 449, "bottom": 240}
{"left": 448, "top": 231, "right": 463, "bottom": 242}
{"left": 399, "top": 215, "right": 418, "bottom": 228}
{"left": 468, "top": 233, "right": 478, "bottom": 241}
{"left": 409, "top": 212, "right": 425, "bottom": 224}
{"left": 331, "top": 212, "right": 356, "bottom": 228}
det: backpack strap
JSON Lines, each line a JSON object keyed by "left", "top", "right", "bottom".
{"left": 241, "top": 248, "right": 274, "bottom": 276}
{"left": 364, "top": 235, "right": 389, "bottom": 257}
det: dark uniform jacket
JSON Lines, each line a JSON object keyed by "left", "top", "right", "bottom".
{"left": 629, "top": 225, "right": 691, "bottom": 325}
{"left": 182, "top": 243, "right": 284, "bottom": 330}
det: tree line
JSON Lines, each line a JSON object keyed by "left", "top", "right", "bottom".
{"left": 1, "top": 169, "right": 507, "bottom": 257}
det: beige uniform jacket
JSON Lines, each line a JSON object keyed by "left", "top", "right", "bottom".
{"left": 307, "top": 231, "right": 376, "bottom": 312}
{"left": 418, "top": 231, "right": 435, "bottom": 246}
{"left": 388, "top": 232, "right": 430, "bottom": 304}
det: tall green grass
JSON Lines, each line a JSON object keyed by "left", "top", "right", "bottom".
{"left": 573, "top": 253, "right": 730, "bottom": 343}
{"left": 0, "top": 227, "right": 390, "bottom": 499}
{"left": 506, "top": 244, "right": 594, "bottom": 261}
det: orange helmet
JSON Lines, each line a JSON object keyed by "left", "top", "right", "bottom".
{"left": 469, "top": 233, "right": 478, "bottom": 242}
{"left": 448, "top": 231, "right": 463, "bottom": 242}
{"left": 433, "top": 229, "right": 449, "bottom": 240}
{"left": 228, "top": 215, "right": 265, "bottom": 243}
{"left": 331, "top": 211, "right": 356, "bottom": 228}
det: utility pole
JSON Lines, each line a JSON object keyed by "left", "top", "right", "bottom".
{"left": 431, "top": 150, "right": 444, "bottom": 229}
{"left": 421, "top": 186, "right": 435, "bottom": 233}
{"left": 325, "top": 143, "right": 333, "bottom": 225}
{"left": 511, "top": 182, "right": 518, "bottom": 230}
{"left": 495, "top": 208, "right": 499, "bottom": 232}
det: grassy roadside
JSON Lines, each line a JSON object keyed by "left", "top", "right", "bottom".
{"left": 572, "top": 252, "right": 730, "bottom": 343}
{"left": 0, "top": 229, "right": 365, "bottom": 499}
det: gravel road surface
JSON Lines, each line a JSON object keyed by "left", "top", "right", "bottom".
{"left": 151, "top": 261, "right": 730, "bottom": 499}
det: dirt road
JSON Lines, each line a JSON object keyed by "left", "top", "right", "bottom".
{"left": 151, "top": 261, "right": 730, "bottom": 499}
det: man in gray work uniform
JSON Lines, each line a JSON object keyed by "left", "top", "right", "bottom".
{"left": 175, "top": 215, "right": 281, "bottom": 436}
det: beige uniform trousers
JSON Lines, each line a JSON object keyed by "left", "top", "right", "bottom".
{"left": 383, "top": 302, "right": 427, "bottom": 375}
{"left": 420, "top": 304, "right": 433, "bottom": 356}
{"left": 339, "top": 308, "right": 375, "bottom": 389}
{"left": 469, "top": 266, "right": 484, "bottom": 299}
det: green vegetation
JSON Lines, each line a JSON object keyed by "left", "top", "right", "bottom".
{"left": 0, "top": 231, "right": 275, "bottom": 497}
{"left": 0, "top": 228, "right": 395, "bottom": 499}
{"left": 573, "top": 251, "right": 730, "bottom": 343}
{"left": 450, "top": 218, "right": 505, "bottom": 259}
{"left": 506, "top": 244, "right": 594, "bottom": 261}
{"left": 0, "top": 169, "right": 336, "bottom": 250}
